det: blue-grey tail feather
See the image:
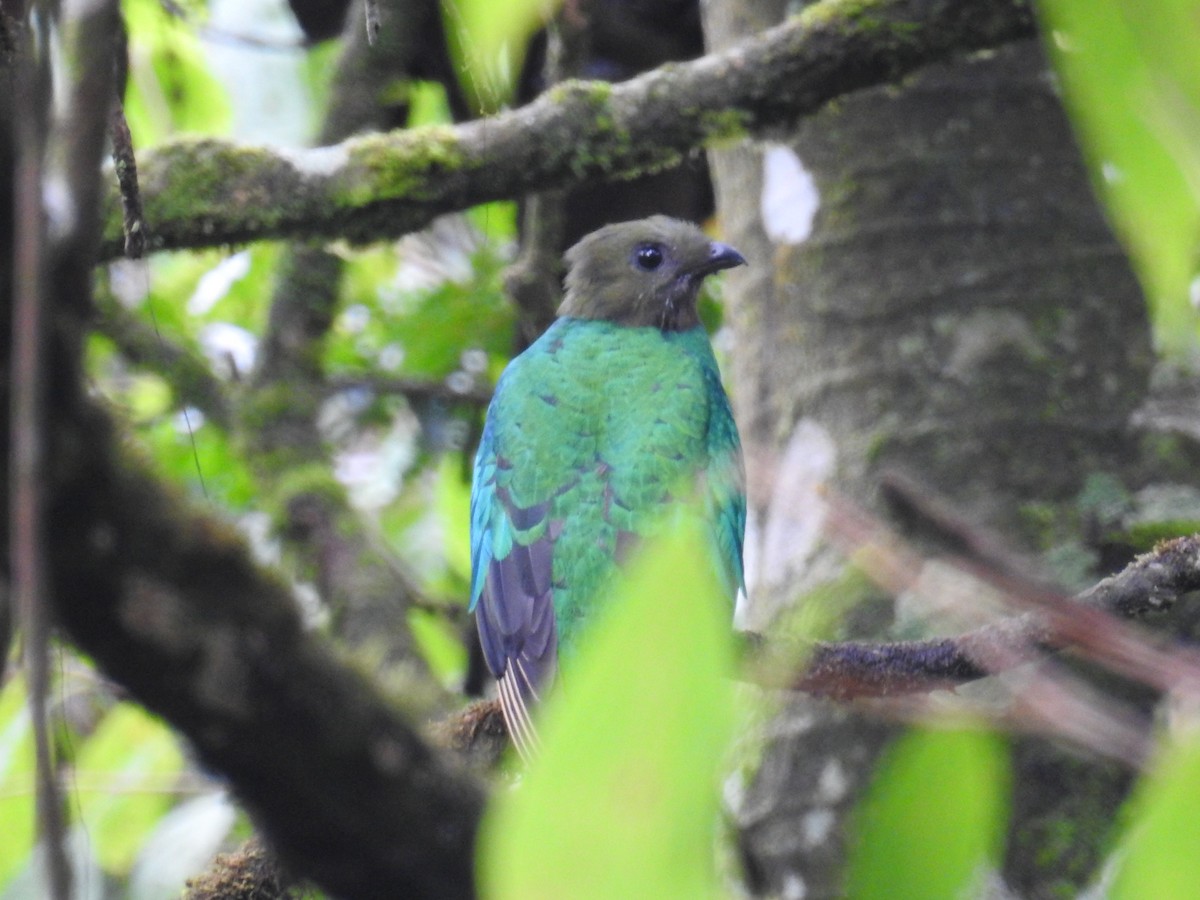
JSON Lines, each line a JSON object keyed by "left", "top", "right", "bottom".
{"left": 476, "top": 539, "right": 559, "bottom": 706}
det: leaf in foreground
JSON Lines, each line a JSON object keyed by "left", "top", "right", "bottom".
{"left": 478, "top": 520, "right": 736, "bottom": 898}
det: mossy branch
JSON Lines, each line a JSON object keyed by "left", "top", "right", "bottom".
{"left": 98, "top": 0, "right": 1035, "bottom": 258}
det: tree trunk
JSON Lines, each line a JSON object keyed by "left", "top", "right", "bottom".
{"left": 705, "top": 0, "right": 1160, "bottom": 894}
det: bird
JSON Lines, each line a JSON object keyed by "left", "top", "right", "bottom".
{"left": 469, "top": 216, "right": 746, "bottom": 759}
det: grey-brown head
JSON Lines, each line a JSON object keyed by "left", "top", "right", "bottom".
{"left": 558, "top": 216, "right": 746, "bottom": 331}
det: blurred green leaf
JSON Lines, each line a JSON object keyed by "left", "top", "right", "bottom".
{"left": 847, "top": 727, "right": 1011, "bottom": 900}
{"left": 0, "top": 676, "right": 36, "bottom": 890}
{"left": 126, "top": 375, "right": 173, "bottom": 423}
{"left": 409, "top": 608, "right": 468, "bottom": 686}
{"left": 1037, "top": 0, "right": 1200, "bottom": 356}
{"left": 408, "top": 81, "right": 455, "bottom": 128}
{"left": 123, "top": 0, "right": 231, "bottom": 145}
{"left": 437, "top": 455, "right": 473, "bottom": 583}
{"left": 440, "top": 0, "right": 561, "bottom": 110}
{"left": 478, "top": 518, "right": 735, "bottom": 898}
{"left": 73, "top": 704, "right": 186, "bottom": 874}
{"left": 130, "top": 411, "right": 255, "bottom": 508}
{"left": 331, "top": 241, "right": 513, "bottom": 380}
{"left": 1111, "top": 731, "right": 1200, "bottom": 899}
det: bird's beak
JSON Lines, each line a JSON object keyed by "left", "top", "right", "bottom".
{"left": 702, "top": 241, "right": 747, "bottom": 274}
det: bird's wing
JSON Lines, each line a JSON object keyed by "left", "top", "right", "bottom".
{"left": 469, "top": 360, "right": 563, "bottom": 761}
{"left": 702, "top": 363, "right": 747, "bottom": 600}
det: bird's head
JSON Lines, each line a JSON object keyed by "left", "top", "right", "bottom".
{"left": 559, "top": 216, "right": 746, "bottom": 331}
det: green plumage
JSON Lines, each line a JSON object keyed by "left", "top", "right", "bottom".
{"left": 469, "top": 216, "right": 746, "bottom": 757}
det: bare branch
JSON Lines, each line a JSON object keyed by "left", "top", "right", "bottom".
{"left": 771, "top": 534, "right": 1200, "bottom": 701}
{"left": 327, "top": 374, "right": 492, "bottom": 406}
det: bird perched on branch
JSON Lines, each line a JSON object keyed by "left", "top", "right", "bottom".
{"left": 469, "top": 216, "right": 746, "bottom": 759}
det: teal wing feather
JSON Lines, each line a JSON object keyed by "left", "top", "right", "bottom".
{"left": 469, "top": 328, "right": 564, "bottom": 758}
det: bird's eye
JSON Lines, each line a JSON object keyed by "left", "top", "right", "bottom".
{"left": 633, "top": 244, "right": 664, "bottom": 271}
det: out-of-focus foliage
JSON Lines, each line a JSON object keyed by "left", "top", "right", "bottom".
{"left": 846, "top": 727, "right": 1012, "bottom": 899}
{"left": 0, "top": 672, "right": 234, "bottom": 897}
{"left": 0, "top": 676, "right": 36, "bottom": 887}
{"left": 1037, "top": 0, "right": 1200, "bottom": 357}
{"left": 123, "top": 0, "right": 231, "bottom": 145}
{"left": 477, "top": 519, "right": 736, "bottom": 898}
{"left": 328, "top": 234, "right": 513, "bottom": 382}
{"left": 1111, "top": 728, "right": 1200, "bottom": 898}
{"left": 440, "top": 0, "right": 562, "bottom": 109}
{"left": 72, "top": 705, "right": 187, "bottom": 873}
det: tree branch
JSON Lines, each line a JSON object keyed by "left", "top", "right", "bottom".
{"left": 51, "top": 417, "right": 484, "bottom": 898}
{"left": 751, "top": 534, "right": 1200, "bottom": 700}
{"left": 327, "top": 374, "right": 492, "bottom": 406}
{"left": 97, "top": 0, "right": 1035, "bottom": 258}
{"left": 7, "top": 2, "right": 484, "bottom": 897}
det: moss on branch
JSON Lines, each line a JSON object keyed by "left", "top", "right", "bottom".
{"left": 98, "top": 0, "right": 1035, "bottom": 258}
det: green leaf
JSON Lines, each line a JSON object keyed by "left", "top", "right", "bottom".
{"left": 1111, "top": 732, "right": 1200, "bottom": 899}
{"left": 0, "top": 676, "right": 36, "bottom": 890}
{"left": 126, "top": 374, "right": 173, "bottom": 423}
{"left": 1037, "top": 0, "right": 1200, "bottom": 356}
{"left": 440, "top": 0, "right": 562, "bottom": 110}
{"left": 409, "top": 607, "right": 468, "bottom": 687}
{"left": 72, "top": 704, "right": 186, "bottom": 874}
{"left": 122, "top": 0, "right": 231, "bottom": 145}
{"left": 847, "top": 727, "right": 1011, "bottom": 900}
{"left": 478, "top": 519, "right": 736, "bottom": 898}
{"left": 437, "top": 455, "right": 473, "bottom": 583}
{"left": 330, "top": 240, "right": 513, "bottom": 380}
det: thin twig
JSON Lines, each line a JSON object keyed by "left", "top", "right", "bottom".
{"left": 364, "top": 0, "right": 380, "bottom": 46}
{"left": 11, "top": 4, "right": 70, "bottom": 896}
{"left": 326, "top": 374, "right": 492, "bottom": 407}
{"left": 108, "top": 102, "right": 144, "bottom": 259}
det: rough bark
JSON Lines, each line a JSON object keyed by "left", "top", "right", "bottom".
{"left": 704, "top": 0, "right": 1185, "bottom": 895}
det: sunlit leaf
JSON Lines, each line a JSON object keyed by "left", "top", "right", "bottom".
{"left": 0, "top": 676, "right": 36, "bottom": 889}
{"left": 73, "top": 704, "right": 186, "bottom": 874}
{"left": 1037, "top": 0, "right": 1200, "bottom": 355}
{"left": 1111, "top": 731, "right": 1200, "bottom": 899}
{"left": 122, "top": 0, "right": 231, "bottom": 145}
{"left": 409, "top": 608, "right": 469, "bottom": 686}
{"left": 408, "top": 81, "right": 455, "bottom": 128}
{"left": 478, "top": 517, "right": 736, "bottom": 898}
{"left": 126, "top": 375, "right": 173, "bottom": 423}
{"left": 437, "top": 455, "right": 473, "bottom": 582}
{"left": 847, "top": 727, "right": 1011, "bottom": 900}
{"left": 440, "top": 0, "right": 562, "bottom": 110}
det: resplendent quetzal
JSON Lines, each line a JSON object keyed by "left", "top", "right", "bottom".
{"left": 469, "top": 216, "right": 746, "bottom": 759}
